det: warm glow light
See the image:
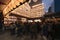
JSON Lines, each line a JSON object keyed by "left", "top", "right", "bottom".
{"left": 34, "top": 19, "right": 41, "bottom": 22}
{"left": 11, "top": 2, "right": 45, "bottom": 18}
{"left": 28, "top": 20, "right": 33, "bottom": 22}
{"left": 3, "top": 0, "right": 45, "bottom": 18}
{"left": 3, "top": 0, "right": 26, "bottom": 16}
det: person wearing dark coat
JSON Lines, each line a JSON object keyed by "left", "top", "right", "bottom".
{"left": 10, "top": 23, "right": 16, "bottom": 35}
{"left": 30, "top": 22, "right": 38, "bottom": 40}
{"left": 15, "top": 21, "right": 23, "bottom": 37}
{"left": 35, "top": 22, "right": 42, "bottom": 35}
{"left": 41, "top": 22, "right": 49, "bottom": 40}
{"left": 24, "top": 22, "right": 30, "bottom": 35}
{"left": 0, "top": 12, "right": 4, "bottom": 32}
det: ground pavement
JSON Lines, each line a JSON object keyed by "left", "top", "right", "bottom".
{"left": 0, "top": 31, "right": 59, "bottom": 40}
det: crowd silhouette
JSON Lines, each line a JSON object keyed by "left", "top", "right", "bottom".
{"left": 0, "top": 11, "right": 60, "bottom": 40}
{"left": 3, "top": 19, "right": 59, "bottom": 40}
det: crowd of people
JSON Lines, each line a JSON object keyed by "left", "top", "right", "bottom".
{"left": 5, "top": 19, "right": 59, "bottom": 40}
{"left": 0, "top": 16, "right": 60, "bottom": 40}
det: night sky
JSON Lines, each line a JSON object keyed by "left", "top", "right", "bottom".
{"left": 42, "top": 0, "right": 54, "bottom": 12}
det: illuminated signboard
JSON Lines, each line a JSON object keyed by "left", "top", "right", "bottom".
{"left": 3, "top": 0, "right": 26, "bottom": 15}
{"left": 11, "top": 2, "right": 45, "bottom": 18}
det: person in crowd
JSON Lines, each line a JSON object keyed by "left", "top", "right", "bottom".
{"left": 36, "top": 22, "right": 42, "bottom": 35}
{"left": 30, "top": 22, "right": 37, "bottom": 40}
{"left": 10, "top": 22, "right": 16, "bottom": 35}
{"left": 41, "top": 21, "right": 49, "bottom": 40}
{"left": 24, "top": 22, "right": 30, "bottom": 36}
{"left": 15, "top": 20, "right": 23, "bottom": 37}
{"left": 47, "top": 21, "right": 54, "bottom": 40}
{"left": 54, "top": 20, "right": 60, "bottom": 39}
{"left": 0, "top": 12, "right": 4, "bottom": 32}
{"left": 51, "top": 21, "right": 55, "bottom": 40}
{"left": 20, "top": 22, "right": 25, "bottom": 37}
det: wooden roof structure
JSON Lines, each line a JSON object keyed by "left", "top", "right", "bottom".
{"left": 0, "top": 0, "right": 45, "bottom": 19}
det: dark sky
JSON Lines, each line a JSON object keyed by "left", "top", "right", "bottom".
{"left": 55, "top": 0, "right": 60, "bottom": 12}
{"left": 42, "top": 0, "right": 54, "bottom": 12}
